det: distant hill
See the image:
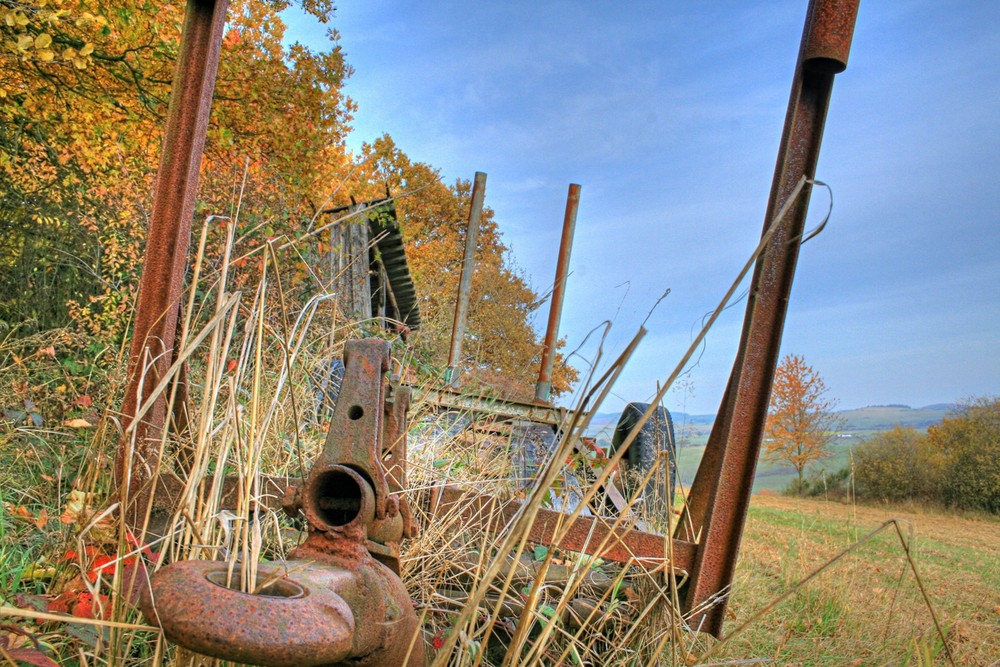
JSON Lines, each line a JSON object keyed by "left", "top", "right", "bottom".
{"left": 584, "top": 402, "right": 959, "bottom": 493}
{"left": 837, "top": 404, "right": 958, "bottom": 432}
{"left": 587, "top": 403, "right": 958, "bottom": 440}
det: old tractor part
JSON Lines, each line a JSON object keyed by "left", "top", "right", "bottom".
{"left": 116, "top": 0, "right": 230, "bottom": 531}
{"left": 445, "top": 171, "right": 488, "bottom": 387}
{"left": 535, "top": 183, "right": 581, "bottom": 403}
{"left": 611, "top": 402, "right": 677, "bottom": 517}
{"left": 140, "top": 339, "right": 424, "bottom": 667}
{"left": 433, "top": 0, "right": 859, "bottom": 640}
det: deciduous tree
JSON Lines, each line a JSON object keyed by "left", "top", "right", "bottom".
{"left": 763, "top": 354, "right": 844, "bottom": 490}
{"left": 356, "top": 135, "right": 578, "bottom": 399}
{"left": 927, "top": 396, "right": 1000, "bottom": 512}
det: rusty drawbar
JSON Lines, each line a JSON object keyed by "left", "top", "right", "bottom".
{"left": 141, "top": 340, "right": 424, "bottom": 666}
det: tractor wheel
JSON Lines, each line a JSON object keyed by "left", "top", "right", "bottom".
{"left": 611, "top": 402, "right": 677, "bottom": 518}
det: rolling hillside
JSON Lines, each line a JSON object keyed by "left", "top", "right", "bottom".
{"left": 587, "top": 403, "right": 959, "bottom": 493}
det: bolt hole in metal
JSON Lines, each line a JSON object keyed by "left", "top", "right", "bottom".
{"left": 205, "top": 570, "right": 306, "bottom": 599}
{"left": 313, "top": 468, "right": 363, "bottom": 526}
{"left": 348, "top": 405, "right": 364, "bottom": 420}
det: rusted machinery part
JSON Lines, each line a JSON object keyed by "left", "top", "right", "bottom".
{"left": 678, "top": 0, "right": 859, "bottom": 637}
{"left": 143, "top": 467, "right": 425, "bottom": 666}
{"left": 141, "top": 557, "right": 422, "bottom": 667}
{"left": 312, "top": 339, "right": 393, "bottom": 520}
{"left": 143, "top": 341, "right": 425, "bottom": 666}
{"left": 141, "top": 561, "right": 354, "bottom": 667}
{"left": 430, "top": 485, "right": 696, "bottom": 573}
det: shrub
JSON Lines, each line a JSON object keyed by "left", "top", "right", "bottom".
{"left": 782, "top": 467, "right": 851, "bottom": 499}
{"left": 928, "top": 397, "right": 1000, "bottom": 513}
{"left": 854, "top": 427, "right": 940, "bottom": 503}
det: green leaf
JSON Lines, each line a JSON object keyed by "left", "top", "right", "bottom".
{"left": 533, "top": 545, "right": 548, "bottom": 561}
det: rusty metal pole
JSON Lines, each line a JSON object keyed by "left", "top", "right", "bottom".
{"left": 679, "top": 0, "right": 859, "bottom": 636}
{"left": 534, "top": 183, "right": 580, "bottom": 403}
{"left": 445, "top": 171, "right": 487, "bottom": 387}
{"left": 115, "top": 0, "right": 230, "bottom": 530}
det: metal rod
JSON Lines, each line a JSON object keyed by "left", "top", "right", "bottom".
{"left": 679, "top": 0, "right": 859, "bottom": 637}
{"left": 445, "top": 171, "right": 487, "bottom": 387}
{"left": 115, "top": 0, "right": 230, "bottom": 530}
{"left": 535, "top": 183, "right": 581, "bottom": 403}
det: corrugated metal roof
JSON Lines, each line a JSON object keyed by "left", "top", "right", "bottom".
{"left": 365, "top": 199, "right": 421, "bottom": 331}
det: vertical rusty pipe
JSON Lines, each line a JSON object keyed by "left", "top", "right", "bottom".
{"left": 445, "top": 171, "right": 487, "bottom": 387}
{"left": 115, "top": 0, "right": 230, "bottom": 530}
{"left": 679, "top": 0, "right": 858, "bottom": 636}
{"left": 534, "top": 183, "right": 580, "bottom": 403}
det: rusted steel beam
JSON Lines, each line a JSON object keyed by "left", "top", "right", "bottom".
{"left": 535, "top": 183, "right": 581, "bottom": 402}
{"left": 115, "top": 0, "right": 230, "bottom": 530}
{"left": 430, "top": 485, "right": 696, "bottom": 571}
{"left": 445, "top": 172, "right": 488, "bottom": 387}
{"left": 679, "top": 0, "right": 859, "bottom": 637}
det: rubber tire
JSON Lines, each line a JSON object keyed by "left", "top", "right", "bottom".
{"left": 510, "top": 420, "right": 558, "bottom": 486}
{"left": 611, "top": 402, "right": 677, "bottom": 516}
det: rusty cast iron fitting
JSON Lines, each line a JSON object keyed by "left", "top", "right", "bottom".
{"left": 141, "top": 340, "right": 424, "bottom": 665}
{"left": 142, "top": 459, "right": 424, "bottom": 666}
{"left": 302, "top": 465, "right": 376, "bottom": 539}
{"left": 313, "top": 340, "right": 393, "bottom": 520}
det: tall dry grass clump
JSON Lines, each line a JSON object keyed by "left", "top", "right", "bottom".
{"left": 0, "top": 202, "right": 698, "bottom": 666}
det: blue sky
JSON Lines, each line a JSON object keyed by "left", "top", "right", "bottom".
{"left": 283, "top": 1, "right": 999, "bottom": 415}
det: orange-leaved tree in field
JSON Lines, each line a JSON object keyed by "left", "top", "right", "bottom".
{"left": 763, "top": 353, "right": 844, "bottom": 489}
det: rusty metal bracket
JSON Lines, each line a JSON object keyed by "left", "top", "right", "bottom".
{"left": 431, "top": 485, "right": 696, "bottom": 571}
{"left": 142, "top": 340, "right": 424, "bottom": 666}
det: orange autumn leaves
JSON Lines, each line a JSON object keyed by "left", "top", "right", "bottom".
{"left": 763, "top": 354, "right": 844, "bottom": 485}
{"left": 8, "top": 490, "right": 158, "bottom": 621}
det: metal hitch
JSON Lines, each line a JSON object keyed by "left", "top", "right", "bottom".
{"left": 140, "top": 339, "right": 424, "bottom": 667}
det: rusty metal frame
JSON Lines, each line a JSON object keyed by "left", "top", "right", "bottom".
{"left": 535, "top": 183, "right": 581, "bottom": 402}
{"left": 118, "top": 0, "right": 857, "bottom": 649}
{"left": 116, "top": 0, "right": 230, "bottom": 530}
{"left": 411, "top": 384, "right": 568, "bottom": 426}
{"left": 428, "top": 0, "right": 858, "bottom": 639}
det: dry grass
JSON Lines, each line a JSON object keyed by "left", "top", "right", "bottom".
{"left": 398, "top": 407, "right": 691, "bottom": 666}
{"left": 715, "top": 494, "right": 1000, "bottom": 666}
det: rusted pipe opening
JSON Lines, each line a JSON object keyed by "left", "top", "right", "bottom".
{"left": 803, "top": 56, "right": 847, "bottom": 74}
{"left": 205, "top": 570, "right": 306, "bottom": 599}
{"left": 308, "top": 465, "right": 374, "bottom": 530}
{"left": 801, "top": 0, "right": 857, "bottom": 73}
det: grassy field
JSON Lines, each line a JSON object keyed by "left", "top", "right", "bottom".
{"left": 713, "top": 494, "right": 1000, "bottom": 665}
